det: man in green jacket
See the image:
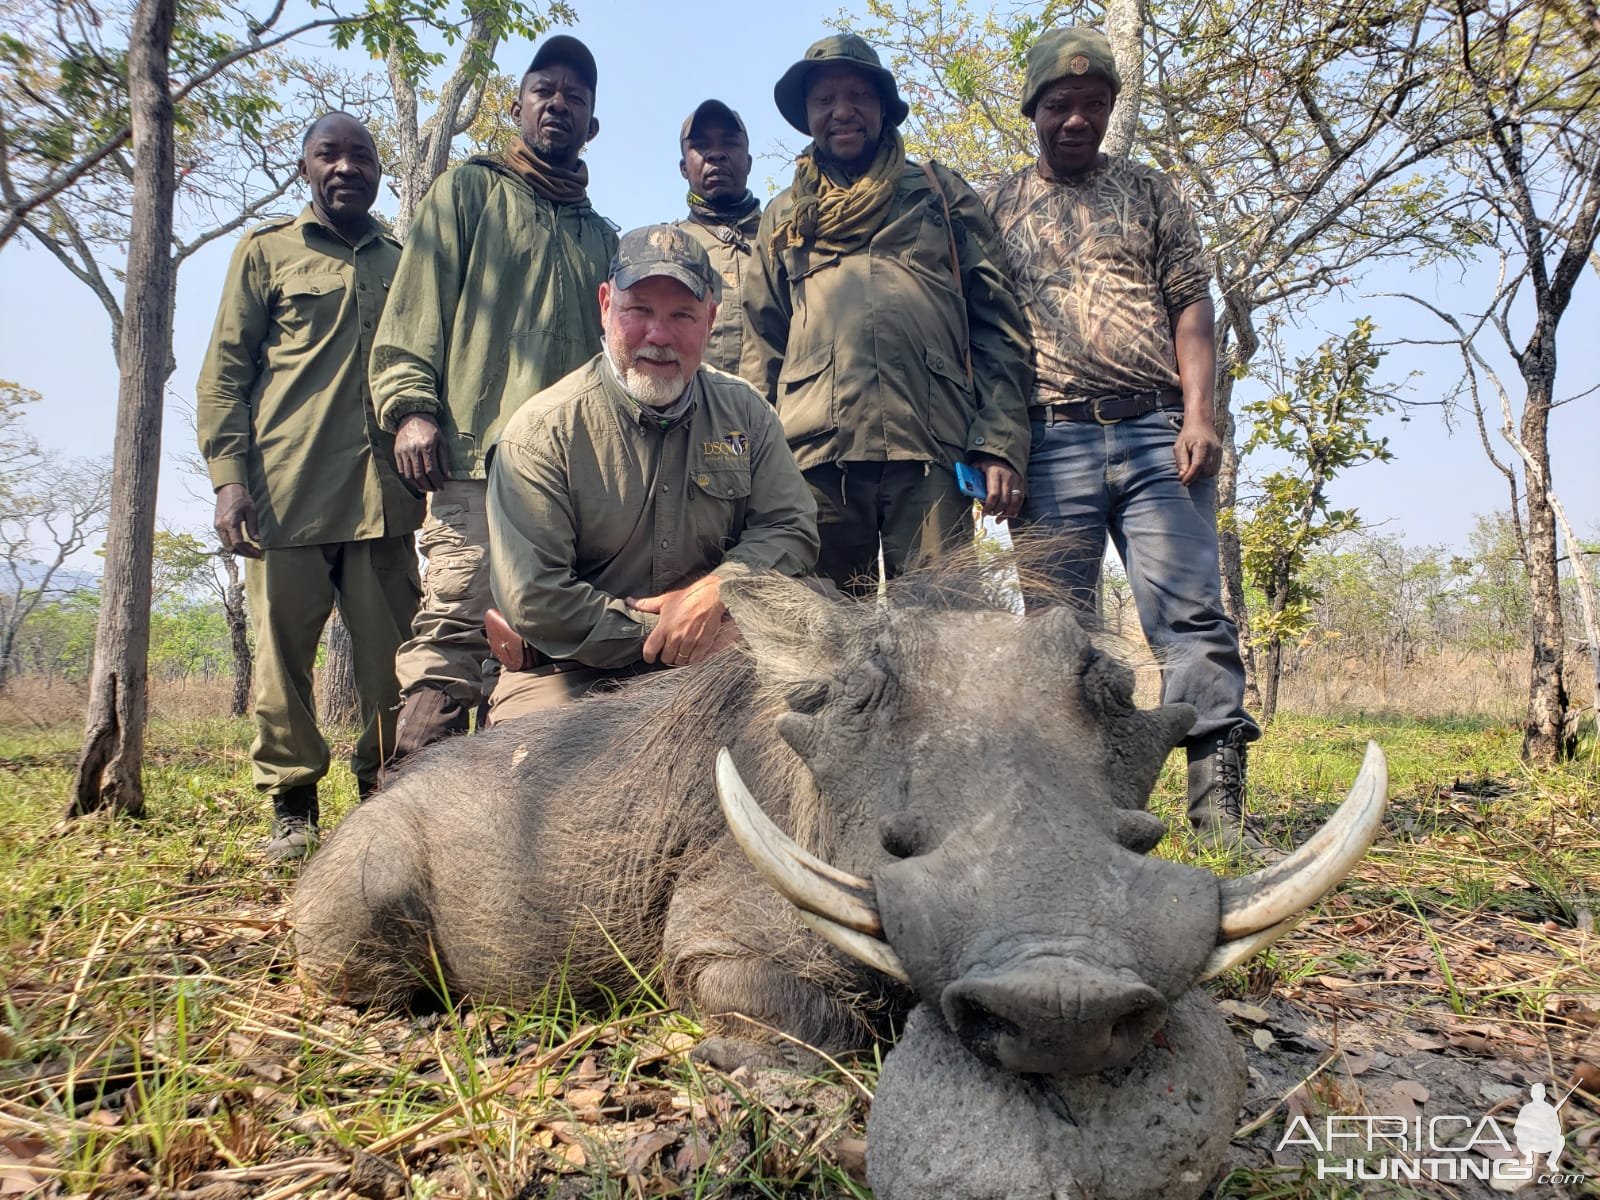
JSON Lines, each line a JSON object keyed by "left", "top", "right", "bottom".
{"left": 370, "top": 34, "right": 618, "bottom": 760}
{"left": 197, "top": 112, "right": 422, "bottom": 858}
{"left": 485, "top": 225, "right": 819, "bottom": 718}
{"left": 671, "top": 100, "right": 760, "bottom": 380}
{"left": 743, "top": 34, "right": 1033, "bottom": 594}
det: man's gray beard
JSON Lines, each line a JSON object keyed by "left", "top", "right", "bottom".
{"left": 606, "top": 341, "right": 688, "bottom": 407}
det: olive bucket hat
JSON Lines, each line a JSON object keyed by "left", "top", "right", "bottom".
{"left": 1021, "top": 27, "right": 1122, "bottom": 117}
{"left": 773, "top": 33, "right": 910, "bottom": 135}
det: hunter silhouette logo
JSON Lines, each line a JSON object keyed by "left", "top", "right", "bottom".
{"left": 1514, "top": 1082, "right": 1575, "bottom": 1170}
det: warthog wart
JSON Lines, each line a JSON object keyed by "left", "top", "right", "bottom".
{"left": 294, "top": 551, "right": 1385, "bottom": 1198}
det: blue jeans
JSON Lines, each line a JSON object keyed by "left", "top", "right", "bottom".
{"left": 1020, "top": 410, "right": 1259, "bottom": 753}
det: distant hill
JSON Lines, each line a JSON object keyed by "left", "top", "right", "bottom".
{"left": 3, "top": 561, "right": 101, "bottom": 594}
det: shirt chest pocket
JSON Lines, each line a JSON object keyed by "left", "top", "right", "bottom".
{"left": 691, "top": 464, "right": 752, "bottom": 503}
{"left": 274, "top": 273, "right": 347, "bottom": 344}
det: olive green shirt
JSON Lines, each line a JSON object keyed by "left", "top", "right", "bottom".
{"left": 672, "top": 205, "right": 761, "bottom": 380}
{"left": 741, "top": 160, "right": 1033, "bottom": 476}
{"left": 196, "top": 206, "right": 421, "bottom": 548}
{"left": 487, "top": 356, "right": 819, "bottom": 669}
{"left": 370, "top": 159, "right": 619, "bottom": 479}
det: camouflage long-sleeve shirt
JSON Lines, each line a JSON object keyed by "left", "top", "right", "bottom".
{"left": 985, "top": 160, "right": 1212, "bottom": 404}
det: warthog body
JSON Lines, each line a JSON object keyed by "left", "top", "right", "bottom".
{"left": 295, "top": 562, "right": 1383, "bottom": 1199}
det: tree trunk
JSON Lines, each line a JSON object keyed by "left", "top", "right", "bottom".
{"left": 1520, "top": 371, "right": 1573, "bottom": 761}
{"left": 320, "top": 610, "right": 358, "bottom": 727}
{"left": 1212, "top": 366, "right": 1260, "bottom": 710}
{"left": 67, "top": 0, "right": 177, "bottom": 818}
{"left": 1102, "top": 0, "right": 1145, "bottom": 160}
{"left": 220, "top": 551, "right": 251, "bottom": 718}
{"left": 1260, "top": 581, "right": 1290, "bottom": 726}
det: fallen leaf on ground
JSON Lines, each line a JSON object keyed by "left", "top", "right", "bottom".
{"left": 1404, "top": 1032, "right": 1447, "bottom": 1052}
{"left": 1218, "top": 1000, "right": 1272, "bottom": 1024}
{"left": 1376, "top": 1080, "right": 1430, "bottom": 1119}
{"left": 622, "top": 1129, "right": 675, "bottom": 1177}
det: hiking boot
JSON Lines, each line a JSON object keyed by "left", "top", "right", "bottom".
{"left": 1186, "top": 731, "right": 1278, "bottom": 860}
{"left": 383, "top": 687, "right": 470, "bottom": 781}
{"left": 264, "top": 785, "right": 320, "bottom": 860}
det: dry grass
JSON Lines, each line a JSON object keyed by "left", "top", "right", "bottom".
{"left": 1, "top": 684, "right": 1598, "bottom": 1197}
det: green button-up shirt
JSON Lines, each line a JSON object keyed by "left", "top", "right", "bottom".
{"left": 195, "top": 206, "right": 421, "bottom": 548}
{"left": 672, "top": 205, "right": 761, "bottom": 380}
{"left": 487, "top": 355, "right": 819, "bottom": 669}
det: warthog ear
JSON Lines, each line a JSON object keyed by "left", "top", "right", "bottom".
{"left": 720, "top": 568, "right": 856, "bottom": 687}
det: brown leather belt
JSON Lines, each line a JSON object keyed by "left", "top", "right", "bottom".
{"left": 1029, "top": 389, "right": 1184, "bottom": 425}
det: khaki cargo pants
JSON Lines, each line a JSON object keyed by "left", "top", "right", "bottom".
{"left": 486, "top": 661, "right": 669, "bottom": 725}
{"left": 245, "top": 536, "right": 420, "bottom": 795}
{"left": 392, "top": 479, "right": 500, "bottom": 708}
{"left": 804, "top": 460, "right": 976, "bottom": 596}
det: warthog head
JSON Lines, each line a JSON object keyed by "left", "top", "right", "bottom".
{"left": 716, "top": 567, "right": 1384, "bottom": 1080}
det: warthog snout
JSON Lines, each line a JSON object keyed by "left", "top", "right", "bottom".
{"left": 941, "top": 960, "right": 1169, "bottom": 1075}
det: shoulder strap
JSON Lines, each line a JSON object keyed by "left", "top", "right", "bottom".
{"left": 919, "top": 161, "right": 974, "bottom": 390}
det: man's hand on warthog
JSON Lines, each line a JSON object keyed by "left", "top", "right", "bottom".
{"left": 630, "top": 576, "right": 740, "bottom": 666}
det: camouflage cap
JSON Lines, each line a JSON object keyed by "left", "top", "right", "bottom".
{"left": 773, "top": 33, "right": 910, "bottom": 135}
{"left": 680, "top": 99, "right": 748, "bottom": 145}
{"left": 1021, "top": 27, "right": 1121, "bottom": 117}
{"left": 609, "top": 224, "right": 722, "bottom": 302}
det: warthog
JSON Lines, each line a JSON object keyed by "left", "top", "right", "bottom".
{"left": 294, "top": 560, "right": 1385, "bottom": 1199}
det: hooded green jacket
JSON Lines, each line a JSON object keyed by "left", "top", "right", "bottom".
{"left": 741, "top": 159, "right": 1033, "bottom": 476}
{"left": 370, "top": 158, "right": 618, "bottom": 479}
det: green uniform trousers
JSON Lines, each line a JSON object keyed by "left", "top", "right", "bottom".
{"left": 805, "top": 461, "right": 976, "bottom": 596}
{"left": 245, "top": 536, "right": 421, "bottom": 795}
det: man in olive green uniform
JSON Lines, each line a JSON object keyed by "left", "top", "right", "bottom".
{"left": 671, "top": 100, "right": 760, "bottom": 379}
{"left": 742, "top": 34, "right": 1033, "bottom": 595}
{"left": 370, "top": 34, "right": 618, "bottom": 758}
{"left": 485, "top": 225, "right": 818, "bottom": 718}
{"left": 198, "top": 112, "right": 422, "bottom": 858}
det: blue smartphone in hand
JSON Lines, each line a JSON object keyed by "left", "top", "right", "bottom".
{"left": 954, "top": 461, "right": 987, "bottom": 501}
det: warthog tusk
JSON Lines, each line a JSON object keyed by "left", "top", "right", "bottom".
{"left": 794, "top": 909, "right": 911, "bottom": 985}
{"left": 715, "top": 749, "right": 908, "bottom": 981}
{"left": 1197, "top": 915, "right": 1301, "bottom": 980}
{"left": 1216, "top": 741, "right": 1387, "bottom": 944}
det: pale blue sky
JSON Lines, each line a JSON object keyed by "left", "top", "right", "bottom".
{"left": 1, "top": 0, "right": 1595, "bottom": 555}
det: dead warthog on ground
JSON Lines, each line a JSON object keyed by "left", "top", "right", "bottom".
{"left": 293, "top": 560, "right": 1385, "bottom": 1200}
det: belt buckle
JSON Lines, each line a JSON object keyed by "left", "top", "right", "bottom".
{"left": 1092, "top": 396, "right": 1117, "bottom": 425}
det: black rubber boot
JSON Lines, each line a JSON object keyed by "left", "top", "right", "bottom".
{"left": 1186, "top": 731, "right": 1275, "bottom": 859}
{"left": 265, "top": 784, "right": 320, "bottom": 861}
{"left": 382, "top": 687, "right": 470, "bottom": 783}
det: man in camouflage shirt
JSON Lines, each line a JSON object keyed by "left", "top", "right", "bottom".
{"left": 986, "top": 28, "right": 1267, "bottom": 855}
{"left": 197, "top": 113, "right": 421, "bottom": 858}
{"left": 484, "top": 225, "right": 818, "bottom": 718}
{"left": 671, "top": 100, "right": 761, "bottom": 380}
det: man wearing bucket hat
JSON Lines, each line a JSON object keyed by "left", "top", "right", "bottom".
{"left": 370, "top": 34, "right": 618, "bottom": 766}
{"left": 482, "top": 224, "right": 818, "bottom": 720}
{"left": 672, "top": 100, "right": 762, "bottom": 379}
{"left": 986, "top": 27, "right": 1267, "bottom": 856}
{"left": 742, "top": 34, "right": 1033, "bottom": 595}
